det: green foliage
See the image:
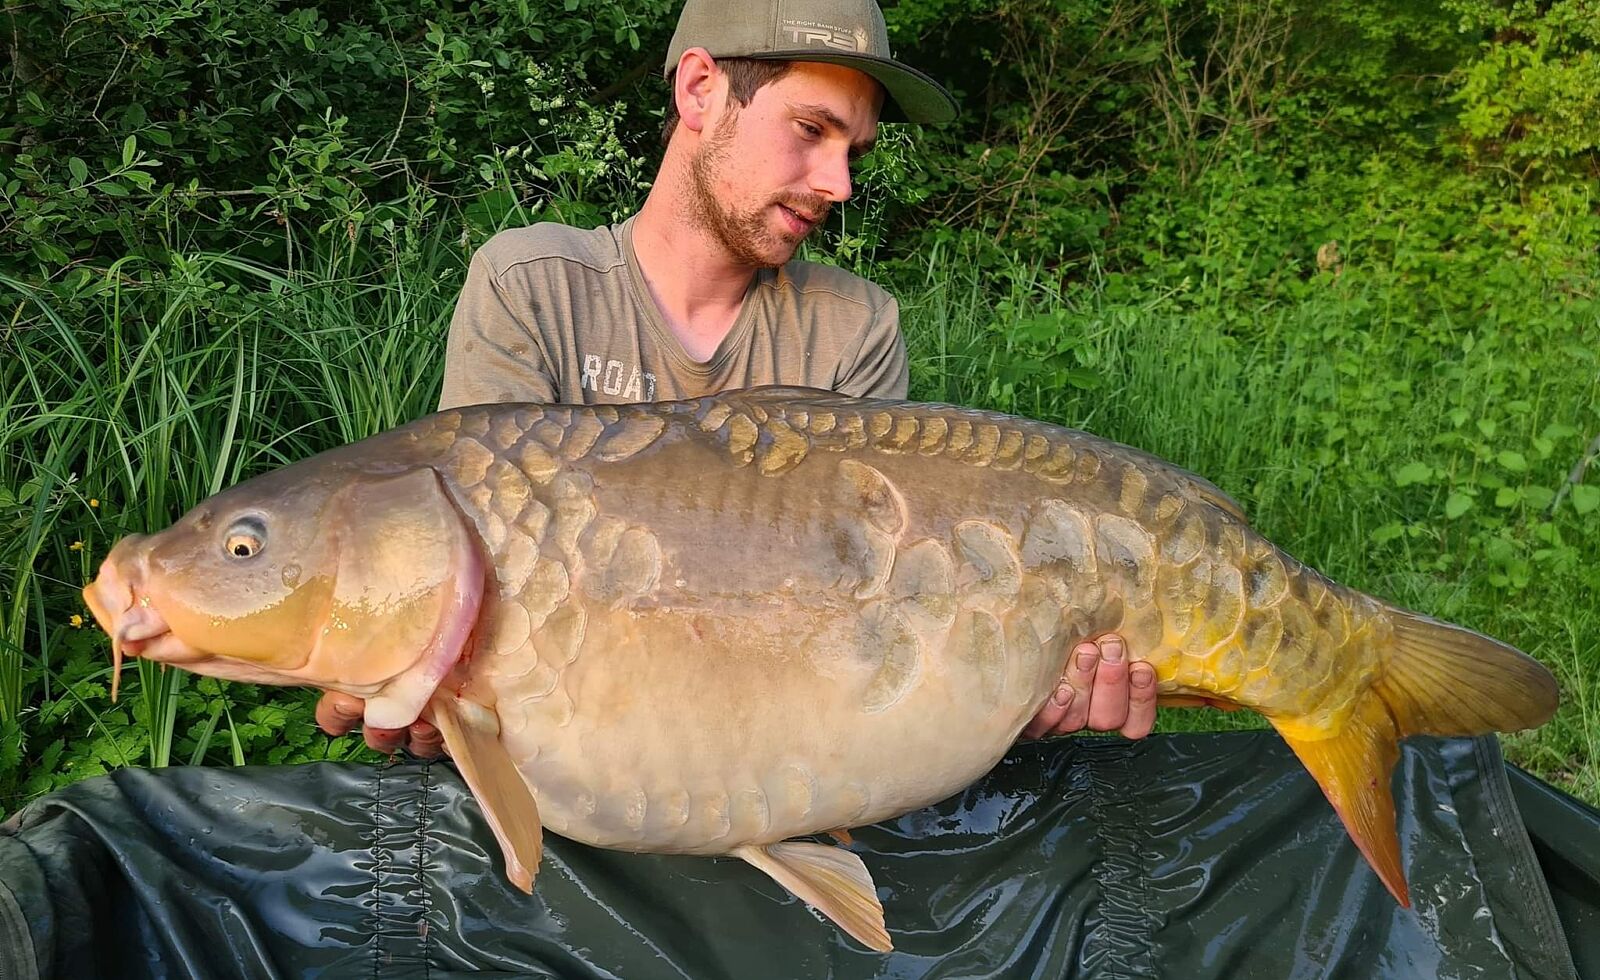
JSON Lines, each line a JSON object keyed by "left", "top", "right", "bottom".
{"left": 884, "top": 0, "right": 1158, "bottom": 255}
{"left": 1448, "top": 0, "right": 1600, "bottom": 182}
{"left": 0, "top": 0, "right": 675, "bottom": 280}
{"left": 0, "top": 236, "right": 461, "bottom": 811}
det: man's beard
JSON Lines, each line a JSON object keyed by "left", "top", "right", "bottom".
{"left": 686, "top": 109, "right": 830, "bottom": 269}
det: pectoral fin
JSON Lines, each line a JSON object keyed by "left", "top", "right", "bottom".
{"left": 734, "top": 840, "right": 891, "bottom": 952}
{"left": 431, "top": 695, "right": 542, "bottom": 894}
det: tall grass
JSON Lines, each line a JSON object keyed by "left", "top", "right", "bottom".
{"left": 2, "top": 220, "right": 1596, "bottom": 811}
{"left": 0, "top": 235, "right": 460, "bottom": 804}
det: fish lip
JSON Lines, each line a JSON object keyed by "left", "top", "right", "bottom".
{"left": 117, "top": 611, "right": 170, "bottom": 645}
{"left": 84, "top": 551, "right": 212, "bottom": 694}
{"left": 111, "top": 599, "right": 217, "bottom": 665}
{"left": 126, "top": 630, "right": 211, "bottom": 665}
{"left": 83, "top": 556, "right": 132, "bottom": 637}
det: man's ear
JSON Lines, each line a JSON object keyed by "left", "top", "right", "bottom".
{"left": 674, "top": 47, "right": 721, "bottom": 134}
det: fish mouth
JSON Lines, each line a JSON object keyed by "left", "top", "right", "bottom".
{"left": 83, "top": 549, "right": 209, "bottom": 700}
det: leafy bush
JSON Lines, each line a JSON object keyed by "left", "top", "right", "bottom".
{"left": 1, "top": 0, "right": 675, "bottom": 280}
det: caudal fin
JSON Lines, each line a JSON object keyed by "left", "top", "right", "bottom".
{"left": 1276, "top": 607, "right": 1558, "bottom": 908}
{"left": 1374, "top": 609, "right": 1559, "bottom": 736}
{"left": 1279, "top": 698, "right": 1406, "bottom": 903}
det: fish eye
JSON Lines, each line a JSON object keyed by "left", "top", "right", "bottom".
{"left": 224, "top": 516, "right": 267, "bottom": 559}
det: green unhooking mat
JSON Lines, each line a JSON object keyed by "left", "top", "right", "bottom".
{"left": 1, "top": 732, "right": 1591, "bottom": 979}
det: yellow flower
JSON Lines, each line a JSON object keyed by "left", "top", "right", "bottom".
{"left": 89, "top": 499, "right": 100, "bottom": 508}
{"left": 69, "top": 614, "right": 84, "bottom": 628}
{"left": 69, "top": 540, "right": 85, "bottom": 551}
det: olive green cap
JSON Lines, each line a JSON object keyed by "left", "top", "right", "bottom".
{"left": 664, "top": 0, "right": 957, "bottom": 124}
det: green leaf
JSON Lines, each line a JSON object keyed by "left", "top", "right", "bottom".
{"left": 100, "top": 181, "right": 129, "bottom": 197}
{"left": 1573, "top": 485, "right": 1600, "bottom": 515}
{"left": 1495, "top": 486, "right": 1521, "bottom": 507}
{"left": 0, "top": 722, "right": 21, "bottom": 772}
{"left": 1373, "top": 521, "right": 1406, "bottom": 544}
{"left": 37, "top": 738, "right": 65, "bottom": 774}
{"left": 1497, "top": 450, "right": 1528, "bottom": 472}
{"left": 68, "top": 156, "right": 89, "bottom": 186}
{"left": 1064, "top": 368, "right": 1105, "bottom": 390}
{"left": 31, "top": 240, "right": 69, "bottom": 264}
{"left": 1445, "top": 492, "right": 1473, "bottom": 519}
{"left": 1393, "top": 462, "right": 1432, "bottom": 487}
{"left": 122, "top": 135, "right": 137, "bottom": 167}
{"left": 1476, "top": 417, "right": 1497, "bottom": 438}
{"left": 1523, "top": 486, "right": 1556, "bottom": 510}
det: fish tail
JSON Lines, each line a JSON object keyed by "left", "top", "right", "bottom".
{"left": 1275, "top": 607, "right": 1558, "bottom": 908}
{"left": 1371, "top": 608, "right": 1559, "bottom": 737}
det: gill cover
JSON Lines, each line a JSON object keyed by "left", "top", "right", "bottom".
{"left": 314, "top": 468, "right": 486, "bottom": 729}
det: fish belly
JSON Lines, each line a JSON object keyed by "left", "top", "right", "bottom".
{"left": 492, "top": 595, "right": 1069, "bottom": 853}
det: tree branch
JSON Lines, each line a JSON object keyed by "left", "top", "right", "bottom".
{"left": 1550, "top": 430, "right": 1600, "bottom": 515}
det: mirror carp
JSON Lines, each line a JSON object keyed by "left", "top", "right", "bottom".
{"left": 82, "top": 387, "right": 1559, "bottom": 951}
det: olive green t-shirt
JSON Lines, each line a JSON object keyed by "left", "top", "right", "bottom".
{"left": 437, "top": 217, "right": 909, "bottom": 411}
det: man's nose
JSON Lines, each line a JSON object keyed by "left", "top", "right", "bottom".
{"left": 811, "top": 149, "right": 853, "bottom": 204}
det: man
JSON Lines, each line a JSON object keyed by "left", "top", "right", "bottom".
{"left": 316, "top": 0, "right": 1158, "bottom": 755}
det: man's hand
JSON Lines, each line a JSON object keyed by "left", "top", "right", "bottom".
{"left": 315, "top": 690, "right": 445, "bottom": 758}
{"left": 1021, "top": 633, "right": 1158, "bottom": 740}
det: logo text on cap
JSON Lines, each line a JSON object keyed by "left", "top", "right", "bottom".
{"left": 781, "top": 19, "right": 872, "bottom": 54}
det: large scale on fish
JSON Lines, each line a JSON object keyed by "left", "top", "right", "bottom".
{"left": 83, "top": 387, "right": 1558, "bottom": 952}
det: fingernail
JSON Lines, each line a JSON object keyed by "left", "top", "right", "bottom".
{"left": 1131, "top": 665, "right": 1154, "bottom": 688}
{"left": 1077, "top": 650, "right": 1098, "bottom": 671}
{"left": 1100, "top": 635, "right": 1125, "bottom": 664}
{"left": 1051, "top": 683, "right": 1074, "bottom": 707}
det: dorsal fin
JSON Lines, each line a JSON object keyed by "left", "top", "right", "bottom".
{"left": 1180, "top": 474, "right": 1250, "bottom": 524}
{"left": 720, "top": 387, "right": 1254, "bottom": 523}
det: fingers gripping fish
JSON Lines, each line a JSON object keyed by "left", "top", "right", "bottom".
{"left": 82, "top": 387, "right": 1559, "bottom": 952}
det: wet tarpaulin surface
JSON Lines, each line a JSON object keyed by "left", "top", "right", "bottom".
{"left": 0, "top": 732, "right": 1587, "bottom": 979}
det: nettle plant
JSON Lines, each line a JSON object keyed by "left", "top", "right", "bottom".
{"left": 1370, "top": 319, "right": 1599, "bottom": 593}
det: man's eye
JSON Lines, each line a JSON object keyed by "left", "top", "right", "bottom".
{"left": 798, "top": 121, "right": 822, "bottom": 139}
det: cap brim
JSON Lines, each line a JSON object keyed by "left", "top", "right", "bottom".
{"left": 743, "top": 51, "right": 957, "bottom": 125}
